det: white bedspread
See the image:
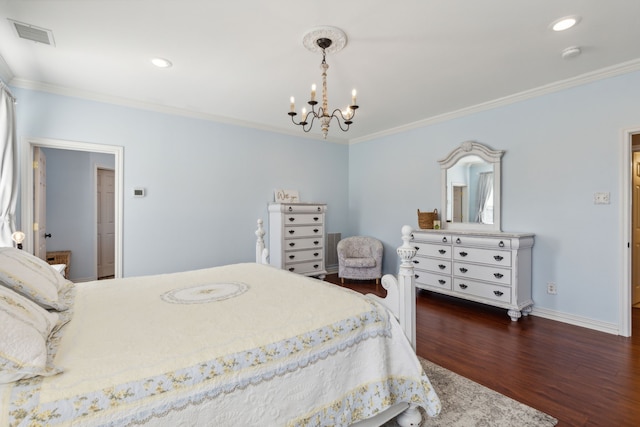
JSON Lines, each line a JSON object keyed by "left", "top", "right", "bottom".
{"left": 1, "top": 263, "right": 440, "bottom": 426}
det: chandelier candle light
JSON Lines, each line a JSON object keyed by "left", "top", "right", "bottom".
{"left": 288, "top": 26, "right": 358, "bottom": 139}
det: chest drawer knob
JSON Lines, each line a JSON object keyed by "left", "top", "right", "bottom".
{"left": 413, "top": 259, "right": 420, "bottom": 264}
{"left": 288, "top": 207, "right": 293, "bottom": 212}
{"left": 313, "top": 241, "right": 320, "bottom": 245}
{"left": 415, "top": 246, "right": 420, "bottom": 251}
{"left": 459, "top": 267, "right": 468, "bottom": 273}
{"left": 415, "top": 274, "right": 420, "bottom": 279}
{"left": 289, "top": 255, "right": 295, "bottom": 259}
{"left": 494, "top": 290, "right": 504, "bottom": 297}
{"left": 494, "top": 273, "right": 504, "bottom": 279}
{"left": 313, "top": 228, "right": 319, "bottom": 233}
{"left": 442, "top": 237, "right": 447, "bottom": 243}
{"left": 289, "top": 242, "right": 296, "bottom": 247}
{"left": 289, "top": 230, "right": 295, "bottom": 234}
{"left": 438, "top": 264, "right": 446, "bottom": 270}
{"left": 456, "top": 238, "right": 461, "bottom": 244}
{"left": 317, "top": 207, "right": 321, "bottom": 212}
{"left": 288, "top": 267, "right": 295, "bottom": 272}
{"left": 438, "top": 279, "right": 446, "bottom": 285}
{"left": 288, "top": 217, "right": 295, "bottom": 222}
{"left": 313, "top": 264, "right": 319, "bottom": 269}
{"left": 459, "top": 284, "right": 468, "bottom": 289}
{"left": 499, "top": 241, "right": 505, "bottom": 248}
{"left": 494, "top": 255, "right": 504, "bottom": 261}
{"left": 459, "top": 251, "right": 468, "bottom": 257}
{"left": 439, "top": 249, "right": 447, "bottom": 254}
{"left": 313, "top": 217, "right": 319, "bottom": 221}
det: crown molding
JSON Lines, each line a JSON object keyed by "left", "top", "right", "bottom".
{"left": 0, "top": 54, "right": 15, "bottom": 84}
{"left": 349, "top": 58, "right": 640, "bottom": 144}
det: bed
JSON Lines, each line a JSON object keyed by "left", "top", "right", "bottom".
{"left": 0, "top": 222, "right": 440, "bottom": 426}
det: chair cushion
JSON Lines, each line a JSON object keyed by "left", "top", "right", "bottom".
{"left": 343, "top": 257, "right": 376, "bottom": 268}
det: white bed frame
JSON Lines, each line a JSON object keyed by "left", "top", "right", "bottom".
{"left": 255, "top": 220, "right": 423, "bottom": 427}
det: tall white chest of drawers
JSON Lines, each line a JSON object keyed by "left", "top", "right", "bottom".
{"left": 268, "top": 203, "right": 327, "bottom": 279}
{"left": 412, "top": 230, "right": 534, "bottom": 321}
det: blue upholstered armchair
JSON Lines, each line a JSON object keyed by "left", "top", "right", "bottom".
{"left": 337, "top": 236, "right": 383, "bottom": 284}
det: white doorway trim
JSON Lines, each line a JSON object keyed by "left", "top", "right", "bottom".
{"left": 620, "top": 127, "right": 640, "bottom": 337}
{"left": 20, "top": 137, "right": 124, "bottom": 278}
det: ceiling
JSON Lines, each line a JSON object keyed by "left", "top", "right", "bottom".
{"left": 1, "top": 0, "right": 640, "bottom": 144}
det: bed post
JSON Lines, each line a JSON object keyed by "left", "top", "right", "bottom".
{"left": 367, "top": 225, "right": 417, "bottom": 350}
{"left": 255, "top": 219, "right": 269, "bottom": 264}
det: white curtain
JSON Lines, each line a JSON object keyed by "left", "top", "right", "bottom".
{"left": 0, "top": 81, "right": 17, "bottom": 247}
{"left": 475, "top": 172, "right": 493, "bottom": 224}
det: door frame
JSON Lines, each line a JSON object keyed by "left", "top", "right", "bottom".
{"left": 621, "top": 127, "right": 640, "bottom": 337}
{"left": 20, "top": 137, "right": 124, "bottom": 278}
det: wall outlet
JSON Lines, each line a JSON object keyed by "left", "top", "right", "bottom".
{"left": 594, "top": 192, "right": 610, "bottom": 204}
{"left": 547, "top": 282, "right": 557, "bottom": 295}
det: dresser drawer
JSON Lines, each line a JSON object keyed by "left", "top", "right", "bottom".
{"left": 453, "top": 278, "right": 512, "bottom": 303}
{"left": 412, "top": 232, "right": 452, "bottom": 244}
{"left": 414, "top": 242, "right": 451, "bottom": 259}
{"left": 412, "top": 257, "right": 451, "bottom": 274}
{"left": 285, "top": 237, "right": 323, "bottom": 250}
{"left": 453, "top": 262, "right": 511, "bottom": 285}
{"left": 284, "top": 213, "right": 323, "bottom": 225}
{"left": 284, "top": 249, "right": 323, "bottom": 263}
{"left": 284, "top": 260, "right": 324, "bottom": 275}
{"left": 452, "top": 235, "right": 511, "bottom": 249}
{"left": 283, "top": 204, "right": 325, "bottom": 213}
{"left": 414, "top": 270, "right": 451, "bottom": 290}
{"left": 453, "top": 247, "right": 511, "bottom": 266}
{"left": 284, "top": 225, "right": 323, "bottom": 238}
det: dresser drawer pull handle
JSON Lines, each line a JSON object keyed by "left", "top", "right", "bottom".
{"left": 438, "top": 264, "right": 446, "bottom": 270}
{"left": 317, "top": 207, "right": 321, "bottom": 212}
{"left": 415, "top": 274, "right": 420, "bottom": 279}
{"left": 413, "top": 260, "right": 420, "bottom": 264}
{"left": 288, "top": 267, "right": 295, "bottom": 272}
{"left": 289, "top": 242, "right": 295, "bottom": 247}
{"left": 438, "top": 279, "right": 446, "bottom": 285}
{"left": 499, "top": 241, "right": 505, "bottom": 248}
{"left": 288, "top": 217, "right": 295, "bottom": 222}
{"left": 313, "top": 217, "right": 319, "bottom": 221}
{"left": 314, "top": 252, "right": 319, "bottom": 257}
{"left": 494, "top": 273, "right": 504, "bottom": 279}
{"left": 313, "top": 229, "right": 319, "bottom": 233}
{"left": 494, "top": 290, "right": 504, "bottom": 297}
{"left": 456, "top": 238, "right": 461, "bottom": 244}
{"left": 442, "top": 237, "right": 447, "bottom": 243}
{"left": 288, "top": 207, "right": 293, "bottom": 212}
{"left": 289, "top": 230, "right": 295, "bottom": 234}
{"left": 439, "top": 249, "right": 446, "bottom": 254}
{"left": 494, "top": 255, "right": 504, "bottom": 261}
{"left": 313, "top": 264, "right": 319, "bottom": 269}
{"left": 459, "top": 251, "right": 468, "bottom": 257}
{"left": 459, "top": 284, "right": 468, "bottom": 289}
{"left": 313, "top": 241, "right": 320, "bottom": 245}
{"left": 459, "top": 267, "right": 468, "bottom": 273}
{"left": 289, "top": 255, "right": 295, "bottom": 259}
{"left": 415, "top": 246, "right": 420, "bottom": 251}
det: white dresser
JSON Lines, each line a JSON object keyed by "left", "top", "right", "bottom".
{"left": 411, "top": 230, "right": 534, "bottom": 321}
{"left": 268, "top": 203, "right": 327, "bottom": 279}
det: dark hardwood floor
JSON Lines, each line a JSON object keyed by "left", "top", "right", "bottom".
{"left": 325, "top": 274, "right": 640, "bottom": 427}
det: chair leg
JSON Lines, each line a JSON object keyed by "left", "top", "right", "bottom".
{"left": 341, "top": 277, "right": 344, "bottom": 284}
{"left": 375, "top": 278, "right": 380, "bottom": 285}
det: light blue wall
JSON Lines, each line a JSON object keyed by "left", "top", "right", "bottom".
{"left": 348, "top": 70, "right": 640, "bottom": 326}
{"left": 13, "top": 88, "right": 349, "bottom": 277}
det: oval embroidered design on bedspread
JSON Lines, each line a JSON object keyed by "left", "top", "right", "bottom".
{"left": 161, "top": 282, "right": 249, "bottom": 304}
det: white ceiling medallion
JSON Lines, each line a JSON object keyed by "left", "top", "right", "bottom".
{"left": 302, "top": 26, "right": 347, "bottom": 54}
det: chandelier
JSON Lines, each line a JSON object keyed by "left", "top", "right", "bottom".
{"left": 288, "top": 27, "right": 358, "bottom": 139}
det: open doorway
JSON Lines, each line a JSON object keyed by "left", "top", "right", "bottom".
{"left": 632, "top": 135, "right": 640, "bottom": 315}
{"left": 20, "top": 137, "right": 123, "bottom": 279}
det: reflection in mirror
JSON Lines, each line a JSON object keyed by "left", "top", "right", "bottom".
{"left": 439, "top": 141, "right": 504, "bottom": 231}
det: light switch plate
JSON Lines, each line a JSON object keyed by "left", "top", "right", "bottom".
{"left": 594, "top": 192, "right": 610, "bottom": 204}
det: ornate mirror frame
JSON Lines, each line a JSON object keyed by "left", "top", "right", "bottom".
{"left": 439, "top": 141, "right": 505, "bottom": 231}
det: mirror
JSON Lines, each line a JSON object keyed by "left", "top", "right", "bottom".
{"left": 439, "top": 141, "right": 504, "bottom": 231}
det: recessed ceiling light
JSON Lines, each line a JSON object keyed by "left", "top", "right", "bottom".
{"left": 551, "top": 16, "right": 580, "bottom": 32}
{"left": 151, "top": 57, "right": 172, "bottom": 68}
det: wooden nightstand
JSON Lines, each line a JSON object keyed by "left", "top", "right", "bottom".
{"left": 46, "top": 250, "right": 71, "bottom": 279}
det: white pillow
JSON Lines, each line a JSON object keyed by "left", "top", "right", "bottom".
{"left": 0, "top": 247, "right": 72, "bottom": 311}
{"left": 0, "top": 285, "right": 62, "bottom": 383}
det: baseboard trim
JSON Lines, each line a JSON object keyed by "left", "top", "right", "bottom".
{"left": 531, "top": 307, "right": 619, "bottom": 335}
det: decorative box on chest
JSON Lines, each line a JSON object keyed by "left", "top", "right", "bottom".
{"left": 412, "top": 230, "right": 534, "bottom": 321}
{"left": 268, "top": 203, "right": 327, "bottom": 279}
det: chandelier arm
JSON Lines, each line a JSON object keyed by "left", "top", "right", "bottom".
{"left": 301, "top": 113, "right": 319, "bottom": 133}
{"left": 329, "top": 110, "right": 351, "bottom": 132}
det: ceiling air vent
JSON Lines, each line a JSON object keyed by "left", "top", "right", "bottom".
{"left": 8, "top": 19, "right": 55, "bottom": 46}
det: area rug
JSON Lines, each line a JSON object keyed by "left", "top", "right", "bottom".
{"left": 385, "top": 357, "right": 558, "bottom": 426}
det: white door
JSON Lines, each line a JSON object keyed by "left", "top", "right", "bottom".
{"left": 97, "top": 168, "right": 115, "bottom": 278}
{"left": 452, "top": 185, "right": 467, "bottom": 222}
{"left": 33, "top": 147, "right": 47, "bottom": 260}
